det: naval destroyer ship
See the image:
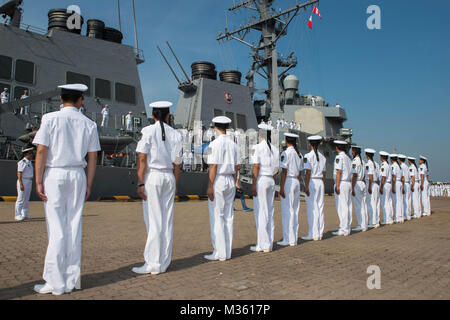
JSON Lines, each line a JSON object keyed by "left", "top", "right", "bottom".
{"left": 0, "top": 0, "right": 353, "bottom": 200}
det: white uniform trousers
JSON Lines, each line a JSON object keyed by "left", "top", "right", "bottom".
{"left": 392, "top": 182, "right": 404, "bottom": 222}
{"left": 335, "top": 181, "right": 352, "bottom": 235}
{"left": 376, "top": 184, "right": 381, "bottom": 223}
{"left": 101, "top": 116, "right": 109, "bottom": 127}
{"left": 403, "top": 182, "right": 412, "bottom": 219}
{"left": 43, "top": 168, "right": 86, "bottom": 293}
{"left": 253, "top": 176, "right": 275, "bottom": 251}
{"left": 208, "top": 175, "right": 236, "bottom": 260}
{"left": 126, "top": 121, "right": 133, "bottom": 131}
{"left": 366, "top": 183, "right": 380, "bottom": 226}
{"left": 306, "top": 179, "right": 325, "bottom": 239}
{"left": 412, "top": 182, "right": 422, "bottom": 218}
{"left": 352, "top": 181, "right": 368, "bottom": 229}
{"left": 421, "top": 180, "right": 431, "bottom": 215}
{"left": 143, "top": 170, "right": 176, "bottom": 273}
{"left": 381, "top": 183, "right": 394, "bottom": 223}
{"left": 15, "top": 178, "right": 32, "bottom": 220}
{"left": 280, "top": 177, "right": 300, "bottom": 245}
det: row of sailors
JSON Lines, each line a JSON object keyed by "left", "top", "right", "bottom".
{"left": 429, "top": 183, "right": 450, "bottom": 197}
{"left": 25, "top": 85, "right": 433, "bottom": 295}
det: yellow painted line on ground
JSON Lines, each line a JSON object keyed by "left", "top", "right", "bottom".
{"left": 175, "top": 196, "right": 180, "bottom": 202}
{"left": 113, "top": 196, "right": 132, "bottom": 200}
{"left": 187, "top": 195, "right": 200, "bottom": 200}
{"left": 1, "top": 196, "right": 18, "bottom": 202}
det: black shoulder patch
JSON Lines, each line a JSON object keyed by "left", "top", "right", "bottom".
{"left": 336, "top": 158, "right": 340, "bottom": 164}
{"left": 366, "top": 165, "right": 369, "bottom": 170}
{"left": 352, "top": 164, "right": 356, "bottom": 169}
{"left": 382, "top": 168, "right": 385, "bottom": 172}
{"left": 304, "top": 158, "right": 308, "bottom": 163}
{"left": 281, "top": 155, "right": 285, "bottom": 162}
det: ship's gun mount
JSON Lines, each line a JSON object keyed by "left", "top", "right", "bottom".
{"left": 0, "top": 0, "right": 23, "bottom": 27}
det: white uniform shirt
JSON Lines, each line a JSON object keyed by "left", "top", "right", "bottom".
{"left": 136, "top": 122, "right": 182, "bottom": 170}
{"left": 280, "top": 146, "right": 303, "bottom": 178}
{"left": 334, "top": 151, "right": 352, "bottom": 182}
{"left": 304, "top": 150, "right": 326, "bottom": 178}
{"left": 409, "top": 165, "right": 419, "bottom": 183}
{"left": 365, "top": 160, "right": 375, "bottom": 184}
{"left": 391, "top": 162, "right": 402, "bottom": 181}
{"left": 251, "top": 140, "right": 279, "bottom": 176}
{"left": 207, "top": 134, "right": 238, "bottom": 175}
{"left": 401, "top": 163, "right": 410, "bottom": 183}
{"left": 351, "top": 156, "right": 365, "bottom": 181}
{"left": 419, "top": 164, "right": 429, "bottom": 182}
{"left": 1, "top": 91, "right": 9, "bottom": 104}
{"left": 18, "top": 158, "right": 34, "bottom": 179}
{"left": 101, "top": 108, "right": 110, "bottom": 117}
{"left": 33, "top": 107, "right": 101, "bottom": 168}
{"left": 380, "top": 161, "right": 392, "bottom": 183}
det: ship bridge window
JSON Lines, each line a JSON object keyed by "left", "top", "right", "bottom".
{"left": 66, "top": 72, "right": 91, "bottom": 96}
{"left": 115, "top": 83, "right": 136, "bottom": 105}
{"left": 15, "top": 60, "right": 35, "bottom": 84}
{"left": 95, "top": 78, "right": 111, "bottom": 100}
{"left": 14, "top": 86, "right": 30, "bottom": 100}
{"left": 213, "top": 109, "right": 223, "bottom": 118}
{"left": 236, "top": 114, "right": 247, "bottom": 131}
{"left": 225, "top": 112, "right": 235, "bottom": 129}
{"left": 0, "top": 55, "right": 12, "bottom": 80}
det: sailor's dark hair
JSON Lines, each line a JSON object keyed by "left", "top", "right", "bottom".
{"left": 352, "top": 147, "right": 361, "bottom": 158}
{"left": 335, "top": 143, "right": 348, "bottom": 153}
{"left": 366, "top": 152, "right": 374, "bottom": 162}
{"left": 261, "top": 129, "right": 272, "bottom": 152}
{"left": 61, "top": 93, "right": 83, "bottom": 104}
{"left": 409, "top": 158, "right": 418, "bottom": 170}
{"left": 286, "top": 136, "right": 300, "bottom": 156}
{"left": 309, "top": 140, "right": 321, "bottom": 161}
{"left": 214, "top": 122, "right": 229, "bottom": 132}
{"left": 152, "top": 107, "right": 170, "bottom": 141}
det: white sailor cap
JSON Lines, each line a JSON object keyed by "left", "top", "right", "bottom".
{"left": 128, "top": 111, "right": 132, "bottom": 114}
{"left": 22, "top": 147, "right": 34, "bottom": 153}
{"left": 308, "top": 135, "right": 322, "bottom": 141}
{"left": 258, "top": 124, "right": 273, "bottom": 131}
{"left": 408, "top": 156, "right": 416, "bottom": 161}
{"left": 352, "top": 145, "right": 362, "bottom": 149}
{"left": 284, "top": 133, "right": 299, "bottom": 138}
{"left": 390, "top": 154, "right": 398, "bottom": 158}
{"left": 365, "top": 148, "right": 376, "bottom": 154}
{"left": 398, "top": 154, "right": 407, "bottom": 159}
{"left": 379, "top": 151, "right": 390, "bottom": 157}
{"left": 420, "top": 155, "right": 428, "bottom": 161}
{"left": 149, "top": 101, "right": 173, "bottom": 109}
{"left": 334, "top": 140, "right": 347, "bottom": 145}
{"left": 212, "top": 116, "right": 232, "bottom": 124}
{"left": 4, "top": 87, "right": 8, "bottom": 90}
{"left": 58, "top": 84, "right": 88, "bottom": 95}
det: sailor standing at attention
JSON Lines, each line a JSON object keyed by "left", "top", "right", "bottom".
{"left": 379, "top": 152, "right": 394, "bottom": 225}
{"left": 278, "top": 133, "right": 303, "bottom": 246}
{"left": 390, "top": 154, "right": 404, "bottom": 223}
{"left": 398, "top": 155, "right": 412, "bottom": 221}
{"left": 101, "top": 105, "right": 110, "bottom": 127}
{"left": 1, "top": 87, "right": 9, "bottom": 104}
{"left": 134, "top": 101, "right": 182, "bottom": 274}
{"left": 32, "top": 84, "right": 100, "bottom": 296}
{"left": 14, "top": 147, "right": 34, "bottom": 221}
{"left": 205, "top": 116, "right": 239, "bottom": 261}
{"left": 250, "top": 124, "right": 279, "bottom": 253}
{"left": 408, "top": 157, "right": 422, "bottom": 219}
{"left": 302, "top": 136, "right": 327, "bottom": 241}
{"left": 364, "top": 148, "right": 380, "bottom": 228}
{"left": 351, "top": 146, "right": 368, "bottom": 232}
{"left": 332, "top": 140, "right": 353, "bottom": 236}
{"left": 125, "top": 111, "right": 133, "bottom": 132}
{"left": 419, "top": 156, "right": 431, "bottom": 216}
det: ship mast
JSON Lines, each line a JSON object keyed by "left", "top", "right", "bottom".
{"left": 217, "top": 0, "right": 319, "bottom": 121}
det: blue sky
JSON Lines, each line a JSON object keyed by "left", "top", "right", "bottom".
{"left": 15, "top": 0, "right": 450, "bottom": 181}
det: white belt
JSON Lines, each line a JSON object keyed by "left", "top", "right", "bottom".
{"left": 149, "top": 168, "right": 173, "bottom": 173}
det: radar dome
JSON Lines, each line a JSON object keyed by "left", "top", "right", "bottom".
{"left": 283, "top": 75, "right": 299, "bottom": 90}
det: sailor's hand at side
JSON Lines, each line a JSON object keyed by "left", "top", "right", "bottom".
{"left": 335, "top": 185, "right": 340, "bottom": 195}
{"left": 137, "top": 185, "right": 147, "bottom": 201}
{"left": 251, "top": 184, "right": 258, "bottom": 198}
{"left": 37, "top": 183, "right": 47, "bottom": 202}
{"left": 20, "top": 183, "right": 25, "bottom": 192}
{"left": 85, "top": 186, "right": 91, "bottom": 202}
{"left": 305, "top": 187, "right": 310, "bottom": 197}
{"left": 207, "top": 186, "right": 214, "bottom": 201}
{"left": 279, "top": 189, "right": 286, "bottom": 199}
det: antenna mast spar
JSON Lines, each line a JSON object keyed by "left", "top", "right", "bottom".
{"left": 217, "top": 0, "right": 319, "bottom": 121}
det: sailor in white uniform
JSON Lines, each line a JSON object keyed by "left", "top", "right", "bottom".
{"left": 15, "top": 147, "right": 34, "bottom": 221}
{"left": 20, "top": 90, "right": 30, "bottom": 115}
{"left": 278, "top": 133, "right": 303, "bottom": 246}
{"left": 250, "top": 124, "right": 279, "bottom": 252}
{"left": 390, "top": 154, "right": 404, "bottom": 223}
{"left": 379, "top": 152, "right": 394, "bottom": 225}
{"left": 365, "top": 148, "right": 380, "bottom": 228}
{"left": 332, "top": 140, "right": 353, "bottom": 236}
{"left": 134, "top": 101, "right": 182, "bottom": 275}
{"left": 101, "top": 105, "right": 110, "bottom": 127}
{"left": 1, "top": 88, "right": 9, "bottom": 104}
{"left": 351, "top": 146, "right": 368, "bottom": 232}
{"left": 125, "top": 111, "right": 133, "bottom": 131}
{"left": 408, "top": 157, "right": 422, "bottom": 219}
{"left": 419, "top": 156, "right": 431, "bottom": 216}
{"left": 375, "top": 160, "right": 382, "bottom": 224}
{"left": 205, "top": 116, "right": 239, "bottom": 261}
{"left": 32, "top": 84, "right": 101, "bottom": 296}
{"left": 398, "top": 155, "right": 412, "bottom": 221}
{"left": 302, "top": 136, "right": 326, "bottom": 241}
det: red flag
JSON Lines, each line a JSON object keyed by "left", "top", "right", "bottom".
{"left": 307, "top": 15, "right": 312, "bottom": 29}
{"left": 313, "top": 5, "right": 322, "bottom": 19}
